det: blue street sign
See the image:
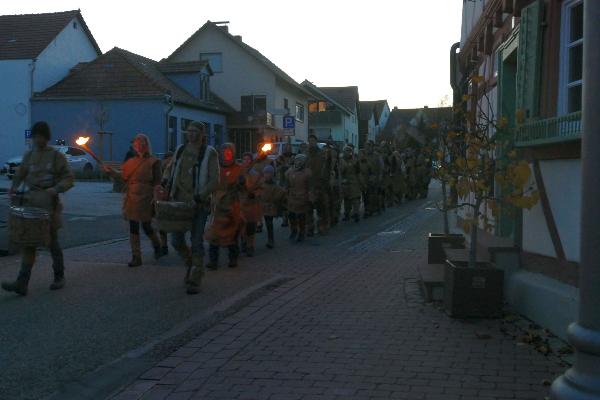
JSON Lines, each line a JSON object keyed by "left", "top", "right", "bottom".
{"left": 25, "top": 130, "right": 32, "bottom": 139}
{"left": 283, "top": 115, "right": 295, "bottom": 129}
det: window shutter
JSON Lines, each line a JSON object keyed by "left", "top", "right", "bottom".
{"left": 516, "top": 0, "right": 544, "bottom": 119}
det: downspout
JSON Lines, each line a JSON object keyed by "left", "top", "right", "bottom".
{"left": 29, "top": 59, "right": 37, "bottom": 137}
{"left": 164, "top": 93, "right": 174, "bottom": 153}
{"left": 450, "top": 42, "right": 461, "bottom": 107}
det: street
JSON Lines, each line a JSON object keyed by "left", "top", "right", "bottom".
{"left": 0, "top": 184, "right": 564, "bottom": 400}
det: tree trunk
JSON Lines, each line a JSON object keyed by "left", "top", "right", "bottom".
{"left": 468, "top": 200, "right": 481, "bottom": 269}
{"left": 442, "top": 180, "right": 449, "bottom": 235}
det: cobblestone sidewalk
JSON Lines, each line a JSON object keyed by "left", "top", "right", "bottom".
{"left": 110, "top": 213, "right": 564, "bottom": 400}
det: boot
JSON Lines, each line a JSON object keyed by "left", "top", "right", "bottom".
{"left": 228, "top": 245, "right": 239, "bottom": 268}
{"left": 128, "top": 233, "right": 142, "bottom": 267}
{"left": 150, "top": 232, "right": 164, "bottom": 260}
{"left": 353, "top": 214, "right": 360, "bottom": 223}
{"left": 50, "top": 246, "right": 65, "bottom": 290}
{"left": 186, "top": 266, "right": 204, "bottom": 295}
{"left": 240, "top": 238, "right": 247, "bottom": 254}
{"left": 266, "top": 231, "right": 274, "bottom": 249}
{"left": 246, "top": 236, "right": 255, "bottom": 257}
{"left": 49, "top": 274, "right": 65, "bottom": 291}
{"left": 206, "top": 244, "right": 219, "bottom": 270}
{"left": 297, "top": 215, "right": 306, "bottom": 242}
{"left": 1, "top": 263, "right": 32, "bottom": 296}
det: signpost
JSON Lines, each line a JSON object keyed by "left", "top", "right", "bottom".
{"left": 282, "top": 115, "right": 295, "bottom": 136}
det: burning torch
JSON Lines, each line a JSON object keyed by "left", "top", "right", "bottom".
{"left": 75, "top": 136, "right": 103, "bottom": 164}
{"left": 260, "top": 142, "right": 273, "bottom": 154}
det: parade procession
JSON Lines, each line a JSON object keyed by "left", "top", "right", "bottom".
{"left": 1, "top": 120, "right": 432, "bottom": 296}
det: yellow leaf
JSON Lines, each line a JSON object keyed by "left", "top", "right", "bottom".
{"left": 472, "top": 75, "right": 484, "bottom": 84}
{"left": 462, "top": 221, "right": 472, "bottom": 234}
{"left": 516, "top": 108, "right": 526, "bottom": 124}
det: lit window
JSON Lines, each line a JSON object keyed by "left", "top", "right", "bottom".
{"left": 559, "top": 0, "right": 583, "bottom": 114}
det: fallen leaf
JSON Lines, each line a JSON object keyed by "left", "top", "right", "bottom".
{"left": 328, "top": 335, "right": 339, "bottom": 340}
{"left": 542, "top": 379, "right": 552, "bottom": 386}
{"left": 475, "top": 332, "right": 492, "bottom": 340}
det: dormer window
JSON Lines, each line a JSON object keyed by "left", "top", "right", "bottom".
{"left": 199, "top": 52, "right": 223, "bottom": 73}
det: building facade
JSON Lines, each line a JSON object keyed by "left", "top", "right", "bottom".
{"left": 0, "top": 10, "right": 101, "bottom": 163}
{"left": 31, "top": 48, "right": 231, "bottom": 161}
{"left": 455, "top": 0, "right": 585, "bottom": 339}
{"left": 301, "top": 81, "right": 359, "bottom": 149}
{"left": 166, "top": 21, "right": 311, "bottom": 155}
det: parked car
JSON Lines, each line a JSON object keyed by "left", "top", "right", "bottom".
{"left": 4, "top": 146, "right": 98, "bottom": 180}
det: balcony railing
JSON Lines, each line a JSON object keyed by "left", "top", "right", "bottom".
{"left": 515, "top": 111, "right": 582, "bottom": 147}
{"left": 309, "top": 110, "right": 342, "bottom": 126}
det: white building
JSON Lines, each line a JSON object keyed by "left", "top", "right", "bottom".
{"left": 301, "top": 81, "right": 359, "bottom": 149}
{"left": 0, "top": 10, "right": 101, "bottom": 163}
{"left": 166, "top": 21, "right": 311, "bottom": 155}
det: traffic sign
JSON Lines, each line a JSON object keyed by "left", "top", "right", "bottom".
{"left": 283, "top": 115, "right": 295, "bottom": 129}
{"left": 25, "top": 130, "right": 32, "bottom": 139}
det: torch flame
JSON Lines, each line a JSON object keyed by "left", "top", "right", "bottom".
{"left": 76, "top": 136, "right": 90, "bottom": 146}
{"left": 261, "top": 143, "right": 272, "bottom": 153}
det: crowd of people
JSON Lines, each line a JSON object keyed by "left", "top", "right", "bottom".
{"left": 1, "top": 121, "right": 431, "bottom": 297}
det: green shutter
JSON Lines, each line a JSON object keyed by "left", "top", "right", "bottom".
{"left": 516, "top": 0, "right": 544, "bottom": 119}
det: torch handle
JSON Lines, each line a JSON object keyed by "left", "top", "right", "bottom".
{"left": 81, "top": 144, "right": 103, "bottom": 165}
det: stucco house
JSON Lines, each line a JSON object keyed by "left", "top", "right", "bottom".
{"left": 301, "top": 80, "right": 359, "bottom": 149}
{"left": 31, "top": 47, "right": 232, "bottom": 161}
{"left": 454, "top": 0, "right": 586, "bottom": 339}
{"left": 358, "top": 101, "right": 377, "bottom": 148}
{"left": 0, "top": 10, "right": 101, "bottom": 163}
{"left": 165, "top": 21, "right": 312, "bottom": 155}
{"left": 382, "top": 106, "right": 452, "bottom": 148}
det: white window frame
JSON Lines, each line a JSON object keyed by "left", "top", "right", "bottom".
{"left": 295, "top": 103, "right": 304, "bottom": 123}
{"left": 558, "top": 0, "right": 584, "bottom": 115}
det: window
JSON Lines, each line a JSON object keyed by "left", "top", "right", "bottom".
{"left": 199, "top": 52, "right": 223, "bottom": 73}
{"left": 214, "top": 124, "right": 224, "bottom": 147}
{"left": 168, "top": 116, "right": 177, "bottom": 151}
{"left": 295, "top": 103, "right": 304, "bottom": 123}
{"left": 240, "top": 95, "right": 267, "bottom": 114}
{"left": 559, "top": 0, "right": 584, "bottom": 114}
{"left": 308, "top": 102, "right": 318, "bottom": 113}
{"left": 200, "top": 75, "right": 209, "bottom": 101}
{"left": 67, "top": 147, "right": 85, "bottom": 156}
{"left": 283, "top": 98, "right": 289, "bottom": 113}
{"left": 181, "top": 118, "right": 193, "bottom": 144}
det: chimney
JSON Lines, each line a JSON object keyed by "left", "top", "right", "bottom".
{"left": 219, "top": 25, "right": 229, "bottom": 33}
{"left": 234, "top": 35, "right": 242, "bottom": 41}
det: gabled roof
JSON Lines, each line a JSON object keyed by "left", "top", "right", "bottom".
{"left": 382, "top": 106, "right": 453, "bottom": 135}
{"left": 360, "top": 100, "right": 389, "bottom": 124}
{"left": 301, "top": 80, "right": 353, "bottom": 116}
{"left": 319, "top": 86, "right": 359, "bottom": 112}
{"left": 359, "top": 101, "right": 376, "bottom": 121}
{"left": 157, "top": 60, "right": 212, "bottom": 75}
{"left": 0, "top": 10, "right": 101, "bottom": 60}
{"left": 34, "top": 47, "right": 234, "bottom": 114}
{"left": 167, "top": 21, "right": 312, "bottom": 98}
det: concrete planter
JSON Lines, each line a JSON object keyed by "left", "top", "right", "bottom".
{"left": 443, "top": 259, "right": 504, "bottom": 318}
{"left": 427, "top": 233, "right": 465, "bottom": 264}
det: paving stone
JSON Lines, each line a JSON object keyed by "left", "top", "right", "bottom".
{"left": 111, "top": 210, "right": 563, "bottom": 400}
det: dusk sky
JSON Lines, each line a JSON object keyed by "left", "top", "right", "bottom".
{"left": 3, "top": 0, "right": 462, "bottom": 109}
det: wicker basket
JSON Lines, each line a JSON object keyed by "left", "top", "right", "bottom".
{"left": 154, "top": 201, "right": 195, "bottom": 232}
{"left": 8, "top": 206, "right": 51, "bottom": 247}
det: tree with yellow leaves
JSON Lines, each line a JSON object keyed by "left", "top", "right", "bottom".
{"left": 434, "top": 84, "right": 539, "bottom": 268}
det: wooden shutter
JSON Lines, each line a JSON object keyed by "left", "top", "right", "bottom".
{"left": 516, "top": 0, "right": 544, "bottom": 119}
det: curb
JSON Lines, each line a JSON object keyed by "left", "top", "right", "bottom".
{"left": 44, "top": 274, "right": 291, "bottom": 400}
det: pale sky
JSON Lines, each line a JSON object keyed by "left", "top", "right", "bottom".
{"left": 3, "top": 0, "right": 462, "bottom": 109}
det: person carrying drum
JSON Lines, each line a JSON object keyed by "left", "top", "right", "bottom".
{"left": 162, "top": 121, "right": 219, "bottom": 295}
{"left": 1, "top": 122, "right": 74, "bottom": 296}
{"left": 103, "top": 134, "right": 163, "bottom": 267}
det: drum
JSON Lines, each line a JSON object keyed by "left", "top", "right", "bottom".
{"left": 8, "top": 206, "right": 51, "bottom": 247}
{"left": 154, "top": 201, "right": 195, "bottom": 232}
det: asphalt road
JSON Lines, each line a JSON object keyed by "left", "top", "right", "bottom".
{"left": 0, "top": 178, "right": 126, "bottom": 253}
{"left": 0, "top": 182, "right": 441, "bottom": 400}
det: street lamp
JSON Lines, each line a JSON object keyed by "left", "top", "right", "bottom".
{"left": 551, "top": 2, "right": 600, "bottom": 398}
